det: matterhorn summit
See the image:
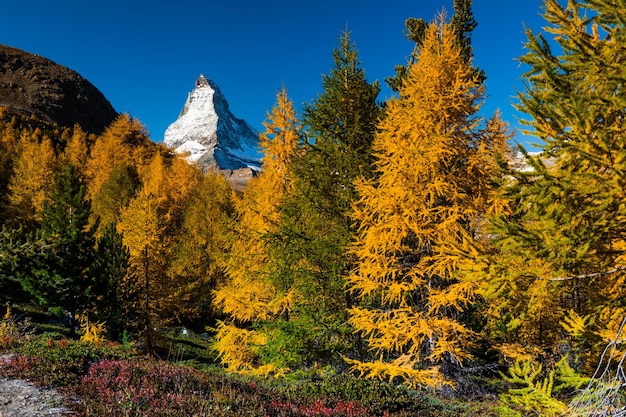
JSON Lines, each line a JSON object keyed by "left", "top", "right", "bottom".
{"left": 164, "top": 75, "right": 261, "bottom": 185}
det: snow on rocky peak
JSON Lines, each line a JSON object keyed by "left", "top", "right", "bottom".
{"left": 163, "top": 75, "right": 261, "bottom": 173}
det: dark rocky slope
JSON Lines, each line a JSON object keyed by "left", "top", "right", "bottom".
{"left": 0, "top": 44, "right": 117, "bottom": 134}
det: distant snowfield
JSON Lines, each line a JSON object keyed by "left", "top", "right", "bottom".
{"left": 175, "top": 140, "right": 212, "bottom": 162}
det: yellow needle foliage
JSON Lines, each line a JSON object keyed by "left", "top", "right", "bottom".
{"left": 472, "top": 0, "right": 626, "bottom": 372}
{"left": 167, "top": 171, "right": 233, "bottom": 320}
{"left": 116, "top": 149, "right": 202, "bottom": 344}
{"left": 7, "top": 133, "right": 57, "bottom": 227}
{"left": 60, "top": 124, "right": 91, "bottom": 173}
{"left": 212, "top": 88, "right": 302, "bottom": 374}
{"left": 347, "top": 14, "right": 510, "bottom": 389}
{"left": 77, "top": 314, "right": 107, "bottom": 346}
{"left": 212, "top": 321, "right": 280, "bottom": 376}
{"left": 85, "top": 114, "right": 155, "bottom": 203}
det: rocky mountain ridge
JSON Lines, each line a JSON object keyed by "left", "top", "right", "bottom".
{"left": 0, "top": 44, "right": 118, "bottom": 134}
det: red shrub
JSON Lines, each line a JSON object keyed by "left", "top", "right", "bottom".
{"left": 78, "top": 359, "right": 208, "bottom": 416}
{"left": 268, "top": 398, "right": 369, "bottom": 417}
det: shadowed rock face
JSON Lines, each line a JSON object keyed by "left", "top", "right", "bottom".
{"left": 0, "top": 44, "right": 118, "bottom": 134}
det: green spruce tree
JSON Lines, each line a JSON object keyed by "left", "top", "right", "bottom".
{"left": 19, "top": 162, "right": 96, "bottom": 336}
{"left": 386, "top": 0, "right": 483, "bottom": 92}
{"left": 92, "top": 222, "right": 131, "bottom": 341}
{"left": 264, "top": 30, "right": 381, "bottom": 368}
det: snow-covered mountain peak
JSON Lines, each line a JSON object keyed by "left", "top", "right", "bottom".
{"left": 163, "top": 75, "right": 261, "bottom": 175}
{"left": 196, "top": 74, "right": 210, "bottom": 88}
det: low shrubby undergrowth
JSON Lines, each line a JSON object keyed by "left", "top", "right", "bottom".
{"left": 1, "top": 337, "right": 133, "bottom": 386}
{"left": 1, "top": 341, "right": 500, "bottom": 416}
{"left": 74, "top": 359, "right": 499, "bottom": 416}
{"left": 0, "top": 306, "right": 500, "bottom": 416}
{"left": 77, "top": 359, "right": 240, "bottom": 416}
{"left": 74, "top": 359, "right": 372, "bottom": 416}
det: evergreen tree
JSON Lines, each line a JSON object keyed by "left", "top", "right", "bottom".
{"left": 18, "top": 162, "right": 96, "bottom": 335}
{"left": 476, "top": 0, "right": 626, "bottom": 366}
{"left": 266, "top": 31, "right": 380, "bottom": 368}
{"left": 0, "top": 227, "right": 17, "bottom": 292}
{"left": 450, "top": 0, "right": 483, "bottom": 80}
{"left": 92, "top": 222, "right": 131, "bottom": 341}
{"left": 386, "top": 0, "right": 483, "bottom": 92}
{"left": 347, "top": 15, "right": 509, "bottom": 388}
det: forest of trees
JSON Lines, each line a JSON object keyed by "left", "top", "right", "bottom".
{"left": 1, "top": 0, "right": 625, "bottom": 414}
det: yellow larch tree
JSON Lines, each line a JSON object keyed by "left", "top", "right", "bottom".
{"left": 6, "top": 133, "right": 58, "bottom": 230}
{"left": 168, "top": 171, "right": 233, "bottom": 321}
{"left": 473, "top": 0, "right": 626, "bottom": 379}
{"left": 60, "top": 124, "right": 91, "bottom": 173}
{"left": 90, "top": 163, "right": 141, "bottom": 233}
{"left": 116, "top": 189, "right": 168, "bottom": 352}
{"left": 85, "top": 114, "right": 157, "bottom": 235}
{"left": 141, "top": 149, "right": 204, "bottom": 321}
{"left": 346, "top": 15, "right": 510, "bottom": 388}
{"left": 84, "top": 114, "right": 154, "bottom": 203}
{"left": 0, "top": 114, "right": 19, "bottom": 215}
{"left": 212, "top": 87, "right": 302, "bottom": 375}
{"left": 141, "top": 149, "right": 201, "bottom": 230}
{"left": 116, "top": 148, "right": 202, "bottom": 346}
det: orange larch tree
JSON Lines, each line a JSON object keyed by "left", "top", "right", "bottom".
{"left": 85, "top": 114, "right": 154, "bottom": 203}
{"left": 6, "top": 133, "right": 58, "bottom": 230}
{"left": 212, "top": 87, "right": 302, "bottom": 375}
{"left": 346, "top": 14, "right": 510, "bottom": 388}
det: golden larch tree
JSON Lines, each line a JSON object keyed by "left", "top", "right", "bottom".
{"left": 61, "top": 124, "right": 91, "bottom": 173}
{"left": 168, "top": 171, "right": 234, "bottom": 321}
{"left": 141, "top": 149, "right": 201, "bottom": 229}
{"left": 475, "top": 0, "right": 626, "bottom": 369}
{"left": 117, "top": 189, "right": 168, "bottom": 351}
{"left": 85, "top": 114, "right": 154, "bottom": 203}
{"left": 6, "top": 133, "right": 58, "bottom": 229}
{"left": 116, "top": 148, "right": 202, "bottom": 346}
{"left": 212, "top": 87, "right": 302, "bottom": 374}
{"left": 346, "top": 15, "right": 510, "bottom": 388}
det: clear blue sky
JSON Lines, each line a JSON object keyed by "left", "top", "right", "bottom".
{"left": 1, "top": 1, "right": 547, "bottom": 148}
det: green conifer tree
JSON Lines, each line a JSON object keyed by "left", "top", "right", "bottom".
{"left": 19, "top": 162, "right": 96, "bottom": 335}
{"left": 266, "top": 31, "right": 380, "bottom": 368}
{"left": 386, "top": 0, "right": 483, "bottom": 92}
{"left": 476, "top": 0, "right": 626, "bottom": 369}
{"left": 92, "top": 222, "right": 131, "bottom": 341}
